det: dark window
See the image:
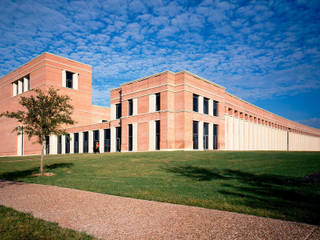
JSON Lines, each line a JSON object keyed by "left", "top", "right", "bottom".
{"left": 116, "top": 127, "right": 121, "bottom": 152}
{"left": 58, "top": 136, "right": 62, "bottom": 154}
{"left": 66, "top": 71, "right": 73, "bottom": 89}
{"left": 156, "top": 93, "right": 160, "bottom": 111}
{"left": 65, "top": 134, "right": 70, "bottom": 154}
{"left": 128, "top": 124, "right": 133, "bottom": 151}
{"left": 104, "top": 129, "right": 111, "bottom": 152}
{"left": 116, "top": 103, "right": 122, "bottom": 119}
{"left": 203, "top": 97, "right": 209, "bottom": 114}
{"left": 193, "top": 121, "right": 198, "bottom": 149}
{"left": 203, "top": 122, "right": 209, "bottom": 150}
{"left": 156, "top": 120, "right": 160, "bottom": 150}
{"left": 193, "top": 94, "right": 199, "bottom": 112}
{"left": 213, "top": 101, "right": 218, "bottom": 116}
{"left": 83, "top": 132, "right": 88, "bottom": 153}
{"left": 45, "top": 136, "right": 50, "bottom": 154}
{"left": 128, "top": 99, "right": 133, "bottom": 116}
{"left": 74, "top": 133, "right": 79, "bottom": 153}
{"left": 213, "top": 124, "right": 218, "bottom": 150}
{"left": 93, "top": 130, "right": 99, "bottom": 153}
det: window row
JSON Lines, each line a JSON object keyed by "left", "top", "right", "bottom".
{"left": 193, "top": 121, "right": 218, "bottom": 150}
{"left": 114, "top": 92, "right": 161, "bottom": 119}
{"left": 193, "top": 94, "right": 218, "bottom": 116}
{"left": 12, "top": 75, "right": 30, "bottom": 96}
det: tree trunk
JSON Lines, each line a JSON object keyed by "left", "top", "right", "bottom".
{"left": 40, "top": 141, "right": 45, "bottom": 176}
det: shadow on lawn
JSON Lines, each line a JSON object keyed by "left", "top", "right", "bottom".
{"left": 0, "top": 163, "right": 74, "bottom": 181}
{"left": 164, "top": 165, "right": 320, "bottom": 225}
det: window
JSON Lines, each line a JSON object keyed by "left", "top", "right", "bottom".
{"left": 203, "top": 97, "right": 209, "bottom": 114}
{"left": 83, "top": 132, "right": 88, "bottom": 153}
{"left": 128, "top": 99, "right": 133, "bottom": 116}
{"left": 128, "top": 124, "right": 133, "bottom": 151}
{"left": 104, "top": 129, "right": 111, "bottom": 152}
{"left": 45, "top": 136, "right": 50, "bottom": 155}
{"left": 213, "top": 124, "right": 218, "bottom": 149}
{"left": 213, "top": 101, "right": 218, "bottom": 116}
{"left": 203, "top": 122, "right": 209, "bottom": 150}
{"left": 193, "top": 94, "right": 199, "bottom": 112}
{"left": 66, "top": 71, "right": 73, "bottom": 89}
{"left": 12, "top": 75, "right": 30, "bottom": 96}
{"left": 65, "top": 134, "right": 70, "bottom": 154}
{"left": 193, "top": 121, "right": 199, "bottom": 149}
{"left": 156, "top": 93, "right": 160, "bottom": 111}
{"left": 116, "top": 127, "right": 121, "bottom": 152}
{"left": 74, "top": 133, "right": 79, "bottom": 154}
{"left": 57, "top": 136, "right": 62, "bottom": 154}
{"left": 155, "top": 120, "right": 160, "bottom": 150}
{"left": 116, "top": 103, "right": 122, "bottom": 119}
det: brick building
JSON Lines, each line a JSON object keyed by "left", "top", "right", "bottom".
{"left": 0, "top": 53, "right": 319, "bottom": 156}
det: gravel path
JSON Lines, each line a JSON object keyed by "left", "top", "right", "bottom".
{"left": 0, "top": 180, "right": 319, "bottom": 240}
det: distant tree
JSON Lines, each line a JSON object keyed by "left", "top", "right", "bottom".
{"left": 0, "top": 88, "right": 74, "bottom": 176}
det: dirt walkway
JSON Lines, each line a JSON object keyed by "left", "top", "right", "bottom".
{"left": 0, "top": 180, "right": 319, "bottom": 240}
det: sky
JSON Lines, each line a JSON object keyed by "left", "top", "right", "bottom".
{"left": 0, "top": 0, "right": 319, "bottom": 128}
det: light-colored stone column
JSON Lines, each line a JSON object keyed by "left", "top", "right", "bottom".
{"left": 88, "top": 130, "right": 93, "bottom": 153}
{"left": 199, "top": 96, "right": 204, "bottom": 114}
{"left": 62, "top": 135, "right": 66, "bottom": 154}
{"left": 62, "top": 70, "right": 66, "bottom": 87}
{"left": 50, "top": 135, "right": 58, "bottom": 154}
{"left": 198, "top": 121, "right": 204, "bottom": 150}
{"left": 149, "top": 120, "right": 155, "bottom": 151}
{"left": 79, "top": 132, "right": 83, "bottom": 153}
{"left": 99, "top": 129, "right": 104, "bottom": 153}
{"left": 149, "top": 94, "right": 155, "bottom": 112}
{"left": 18, "top": 80, "right": 23, "bottom": 94}
{"left": 208, "top": 123, "right": 213, "bottom": 150}
{"left": 209, "top": 99, "right": 213, "bottom": 116}
{"left": 23, "top": 77, "right": 29, "bottom": 92}
{"left": 111, "top": 127, "right": 116, "bottom": 152}
{"left": 13, "top": 82, "right": 17, "bottom": 96}
{"left": 133, "top": 98, "right": 138, "bottom": 115}
{"left": 70, "top": 133, "right": 74, "bottom": 154}
{"left": 133, "top": 122, "right": 138, "bottom": 152}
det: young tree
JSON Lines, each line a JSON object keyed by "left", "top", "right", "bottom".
{"left": 0, "top": 88, "right": 74, "bottom": 176}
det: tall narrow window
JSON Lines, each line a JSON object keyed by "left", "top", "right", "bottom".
{"left": 58, "top": 136, "right": 62, "bottom": 154}
{"left": 116, "top": 103, "right": 122, "bottom": 119}
{"left": 66, "top": 71, "right": 73, "bottom": 89}
{"left": 155, "top": 120, "right": 160, "bottom": 150}
{"left": 193, "top": 121, "right": 199, "bottom": 149}
{"left": 203, "top": 97, "right": 209, "bottom": 114}
{"left": 65, "top": 134, "right": 70, "bottom": 154}
{"left": 83, "top": 132, "right": 89, "bottom": 153}
{"left": 203, "top": 122, "right": 209, "bottom": 150}
{"left": 213, "top": 124, "right": 218, "bottom": 150}
{"left": 156, "top": 93, "right": 160, "bottom": 111}
{"left": 213, "top": 101, "right": 218, "bottom": 116}
{"left": 104, "top": 129, "right": 111, "bottom": 152}
{"left": 193, "top": 94, "right": 199, "bottom": 112}
{"left": 116, "top": 127, "right": 121, "bottom": 152}
{"left": 128, "top": 124, "right": 133, "bottom": 151}
{"left": 128, "top": 99, "right": 133, "bottom": 116}
{"left": 45, "top": 136, "right": 50, "bottom": 154}
{"left": 74, "top": 133, "right": 79, "bottom": 153}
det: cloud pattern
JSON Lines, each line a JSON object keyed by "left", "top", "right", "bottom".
{"left": 0, "top": 0, "right": 319, "bottom": 127}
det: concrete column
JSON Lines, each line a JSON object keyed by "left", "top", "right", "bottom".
{"left": 149, "top": 120, "right": 155, "bottom": 151}
{"left": 228, "top": 116, "right": 233, "bottom": 150}
{"left": 62, "top": 135, "right": 66, "bottom": 154}
{"left": 62, "top": 70, "right": 66, "bottom": 87}
{"left": 99, "top": 129, "right": 104, "bottom": 153}
{"left": 208, "top": 99, "right": 213, "bottom": 116}
{"left": 199, "top": 96, "right": 203, "bottom": 114}
{"left": 79, "top": 132, "right": 83, "bottom": 153}
{"left": 224, "top": 115, "right": 228, "bottom": 150}
{"left": 18, "top": 80, "right": 23, "bottom": 94}
{"left": 149, "top": 94, "right": 155, "bottom": 112}
{"left": 208, "top": 123, "right": 213, "bottom": 150}
{"left": 111, "top": 104, "right": 116, "bottom": 120}
{"left": 23, "top": 77, "right": 29, "bottom": 92}
{"left": 73, "top": 73, "right": 78, "bottom": 90}
{"left": 133, "top": 98, "right": 138, "bottom": 115}
{"left": 70, "top": 133, "right": 74, "bottom": 154}
{"left": 198, "top": 121, "right": 203, "bottom": 150}
{"left": 111, "top": 127, "right": 116, "bottom": 152}
{"left": 13, "top": 82, "right": 17, "bottom": 96}
{"left": 234, "top": 117, "right": 239, "bottom": 150}
{"left": 17, "top": 132, "right": 23, "bottom": 156}
{"left": 133, "top": 122, "right": 138, "bottom": 152}
{"left": 88, "top": 130, "right": 93, "bottom": 153}
{"left": 239, "top": 119, "right": 244, "bottom": 150}
{"left": 50, "top": 135, "right": 58, "bottom": 154}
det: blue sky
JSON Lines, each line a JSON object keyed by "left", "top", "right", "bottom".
{"left": 0, "top": 0, "right": 319, "bottom": 128}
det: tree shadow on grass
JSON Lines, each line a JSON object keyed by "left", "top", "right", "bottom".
{"left": 163, "top": 165, "right": 320, "bottom": 225}
{"left": 0, "top": 163, "right": 74, "bottom": 181}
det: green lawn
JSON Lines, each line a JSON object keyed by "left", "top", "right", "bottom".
{"left": 0, "top": 151, "right": 320, "bottom": 225}
{"left": 0, "top": 205, "right": 96, "bottom": 240}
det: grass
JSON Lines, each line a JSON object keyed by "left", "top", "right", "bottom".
{"left": 0, "top": 151, "right": 320, "bottom": 225}
{"left": 0, "top": 205, "right": 96, "bottom": 240}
